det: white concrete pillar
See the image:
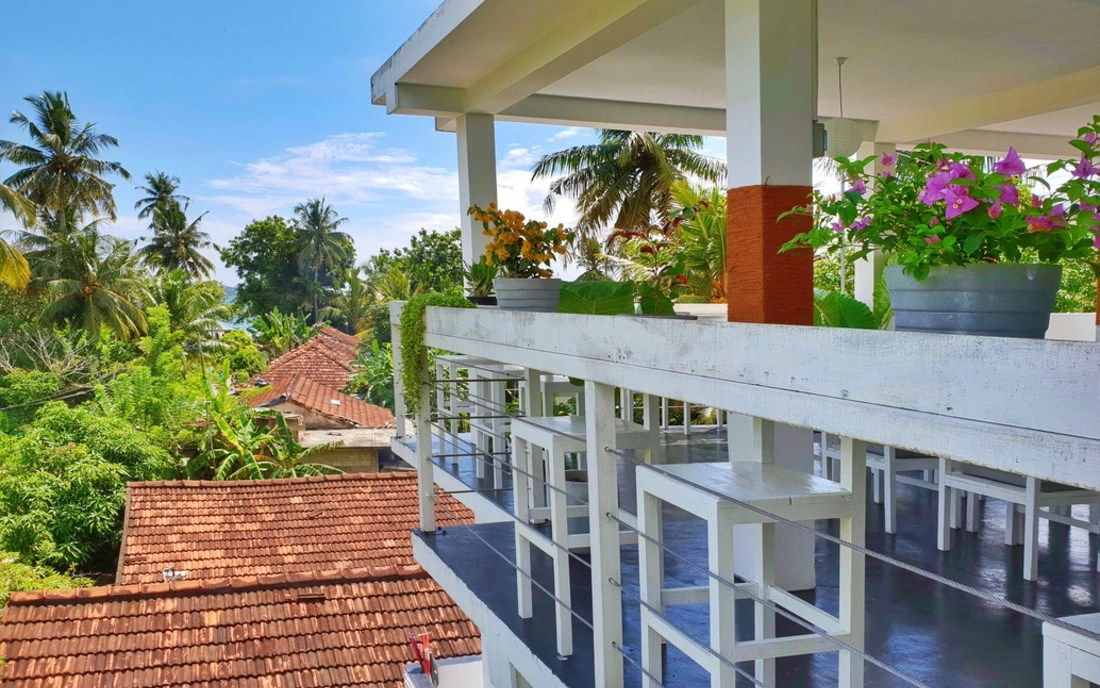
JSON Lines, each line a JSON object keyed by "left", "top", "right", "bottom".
{"left": 727, "top": 414, "right": 816, "bottom": 591}
{"left": 457, "top": 113, "right": 498, "bottom": 269}
{"left": 853, "top": 142, "right": 896, "bottom": 309}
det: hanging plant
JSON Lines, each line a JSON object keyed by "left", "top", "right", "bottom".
{"left": 399, "top": 292, "right": 476, "bottom": 417}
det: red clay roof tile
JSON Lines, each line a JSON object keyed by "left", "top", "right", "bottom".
{"left": 117, "top": 473, "right": 471, "bottom": 585}
{"left": 252, "top": 336, "right": 359, "bottom": 392}
{"left": 0, "top": 568, "right": 480, "bottom": 688}
{"left": 248, "top": 376, "right": 395, "bottom": 429}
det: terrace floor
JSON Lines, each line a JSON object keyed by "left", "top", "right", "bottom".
{"left": 403, "top": 429, "right": 1100, "bottom": 687}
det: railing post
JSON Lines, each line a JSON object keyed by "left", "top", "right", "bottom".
{"left": 390, "top": 301, "right": 407, "bottom": 437}
{"left": 585, "top": 381, "right": 623, "bottom": 687}
{"left": 839, "top": 436, "right": 867, "bottom": 688}
{"left": 416, "top": 350, "right": 435, "bottom": 533}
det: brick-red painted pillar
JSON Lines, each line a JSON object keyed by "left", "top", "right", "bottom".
{"left": 726, "top": 185, "right": 814, "bottom": 325}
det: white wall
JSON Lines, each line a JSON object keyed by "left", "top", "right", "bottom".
{"left": 405, "top": 656, "right": 484, "bottom": 688}
{"left": 1046, "top": 313, "right": 1097, "bottom": 342}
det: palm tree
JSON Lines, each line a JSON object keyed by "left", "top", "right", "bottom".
{"left": 671, "top": 181, "right": 728, "bottom": 302}
{"left": 140, "top": 200, "right": 215, "bottom": 278}
{"left": 135, "top": 171, "right": 190, "bottom": 220}
{"left": 294, "top": 197, "right": 353, "bottom": 322}
{"left": 31, "top": 221, "right": 151, "bottom": 341}
{"left": 0, "top": 183, "right": 32, "bottom": 289}
{"left": 0, "top": 91, "right": 130, "bottom": 227}
{"left": 322, "top": 266, "right": 372, "bottom": 335}
{"left": 151, "top": 270, "right": 233, "bottom": 364}
{"left": 532, "top": 130, "right": 725, "bottom": 234}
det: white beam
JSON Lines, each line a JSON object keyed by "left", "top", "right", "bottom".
{"left": 501, "top": 94, "right": 725, "bottom": 136}
{"left": 928, "top": 129, "right": 1077, "bottom": 160}
{"left": 387, "top": 84, "right": 465, "bottom": 117}
{"left": 876, "top": 65, "right": 1100, "bottom": 145}
{"left": 456, "top": 114, "right": 497, "bottom": 269}
{"left": 464, "top": 0, "right": 704, "bottom": 114}
{"left": 725, "top": 0, "right": 815, "bottom": 187}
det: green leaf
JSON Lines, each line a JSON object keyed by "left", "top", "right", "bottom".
{"left": 963, "top": 233, "right": 984, "bottom": 255}
{"left": 557, "top": 281, "right": 636, "bottom": 315}
{"left": 1069, "top": 139, "right": 1094, "bottom": 156}
{"left": 813, "top": 289, "right": 877, "bottom": 329}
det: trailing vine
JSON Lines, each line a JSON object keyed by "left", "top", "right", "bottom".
{"left": 400, "top": 292, "right": 476, "bottom": 417}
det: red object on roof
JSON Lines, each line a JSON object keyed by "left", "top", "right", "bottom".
{"left": 0, "top": 566, "right": 480, "bottom": 688}
{"left": 116, "top": 473, "right": 471, "bottom": 584}
{"left": 249, "top": 375, "right": 396, "bottom": 428}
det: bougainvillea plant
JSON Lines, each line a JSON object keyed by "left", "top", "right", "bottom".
{"left": 606, "top": 206, "right": 698, "bottom": 315}
{"left": 780, "top": 117, "right": 1100, "bottom": 280}
{"left": 470, "top": 203, "right": 573, "bottom": 278}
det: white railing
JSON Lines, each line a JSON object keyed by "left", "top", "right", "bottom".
{"left": 392, "top": 305, "right": 1100, "bottom": 688}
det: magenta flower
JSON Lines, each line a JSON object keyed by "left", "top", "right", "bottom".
{"left": 1072, "top": 155, "right": 1099, "bottom": 179}
{"left": 920, "top": 172, "right": 952, "bottom": 205}
{"left": 994, "top": 184, "right": 1020, "bottom": 207}
{"left": 994, "top": 147, "right": 1026, "bottom": 176}
{"left": 943, "top": 188, "right": 979, "bottom": 219}
{"left": 1094, "top": 232, "right": 1100, "bottom": 249}
{"left": 988, "top": 201, "right": 1002, "bottom": 219}
{"left": 881, "top": 152, "right": 897, "bottom": 168}
{"left": 948, "top": 162, "right": 975, "bottom": 181}
{"left": 1084, "top": 132, "right": 1098, "bottom": 146}
{"left": 851, "top": 179, "right": 867, "bottom": 195}
{"left": 924, "top": 235, "right": 941, "bottom": 245}
{"left": 1027, "top": 206, "right": 1066, "bottom": 233}
{"left": 831, "top": 220, "right": 845, "bottom": 233}
{"left": 929, "top": 217, "right": 940, "bottom": 228}
{"left": 851, "top": 216, "right": 872, "bottom": 232}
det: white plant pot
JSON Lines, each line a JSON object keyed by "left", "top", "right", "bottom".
{"left": 493, "top": 277, "right": 562, "bottom": 312}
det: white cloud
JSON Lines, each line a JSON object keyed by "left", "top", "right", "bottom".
{"left": 548, "top": 126, "right": 583, "bottom": 142}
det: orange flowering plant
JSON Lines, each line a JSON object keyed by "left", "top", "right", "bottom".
{"left": 470, "top": 203, "right": 574, "bottom": 279}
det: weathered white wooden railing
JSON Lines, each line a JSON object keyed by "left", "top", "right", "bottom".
{"left": 393, "top": 304, "right": 1100, "bottom": 688}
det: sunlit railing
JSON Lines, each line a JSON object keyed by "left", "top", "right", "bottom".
{"left": 390, "top": 303, "right": 1100, "bottom": 688}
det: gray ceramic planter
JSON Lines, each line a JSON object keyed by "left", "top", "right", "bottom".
{"left": 884, "top": 264, "right": 1061, "bottom": 338}
{"left": 493, "top": 277, "right": 563, "bottom": 312}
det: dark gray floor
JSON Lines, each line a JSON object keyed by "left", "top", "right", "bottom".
{"left": 406, "top": 430, "right": 1100, "bottom": 687}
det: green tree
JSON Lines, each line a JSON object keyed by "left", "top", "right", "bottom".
{"left": 0, "top": 402, "right": 174, "bottom": 571}
{"left": 216, "top": 329, "right": 267, "bottom": 380}
{"left": 249, "top": 307, "right": 320, "bottom": 356}
{"left": 532, "top": 129, "right": 725, "bottom": 234}
{"left": 150, "top": 271, "right": 233, "bottom": 363}
{"left": 324, "top": 266, "right": 372, "bottom": 335}
{"left": 402, "top": 228, "right": 463, "bottom": 293}
{"left": 31, "top": 220, "right": 151, "bottom": 341}
{"left": 0, "top": 182, "right": 33, "bottom": 290}
{"left": 134, "top": 171, "right": 189, "bottom": 220}
{"left": 0, "top": 91, "right": 130, "bottom": 226}
{"left": 0, "top": 554, "right": 92, "bottom": 609}
{"left": 294, "top": 198, "right": 353, "bottom": 323}
{"left": 140, "top": 200, "right": 215, "bottom": 278}
{"left": 346, "top": 340, "right": 395, "bottom": 409}
{"left": 220, "top": 216, "right": 309, "bottom": 317}
{"left": 671, "top": 182, "right": 728, "bottom": 301}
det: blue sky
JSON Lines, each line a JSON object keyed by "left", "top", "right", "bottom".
{"left": 0, "top": 0, "right": 630, "bottom": 283}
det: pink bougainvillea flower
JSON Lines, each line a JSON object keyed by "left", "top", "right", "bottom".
{"left": 831, "top": 220, "right": 846, "bottom": 233}
{"left": 943, "top": 187, "right": 979, "bottom": 219}
{"left": 1084, "top": 132, "right": 1099, "bottom": 146}
{"left": 948, "top": 161, "right": 976, "bottom": 181}
{"left": 851, "top": 216, "right": 872, "bottom": 232}
{"left": 881, "top": 152, "right": 897, "bottom": 168}
{"left": 988, "top": 200, "right": 1003, "bottom": 219}
{"left": 1027, "top": 206, "right": 1066, "bottom": 233}
{"left": 929, "top": 216, "right": 940, "bottom": 227}
{"left": 994, "top": 147, "right": 1026, "bottom": 176}
{"left": 924, "top": 235, "right": 941, "bottom": 245}
{"left": 851, "top": 179, "right": 868, "bottom": 195}
{"left": 919, "top": 171, "right": 952, "bottom": 205}
{"left": 994, "top": 184, "right": 1020, "bottom": 207}
{"left": 1072, "top": 155, "right": 1100, "bottom": 179}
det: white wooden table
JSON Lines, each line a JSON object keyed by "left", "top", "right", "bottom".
{"left": 637, "top": 459, "right": 866, "bottom": 688}
{"left": 539, "top": 374, "right": 585, "bottom": 416}
{"left": 1044, "top": 613, "right": 1100, "bottom": 686}
{"left": 510, "top": 414, "right": 656, "bottom": 658}
{"left": 434, "top": 355, "right": 497, "bottom": 457}
{"left": 467, "top": 363, "right": 523, "bottom": 486}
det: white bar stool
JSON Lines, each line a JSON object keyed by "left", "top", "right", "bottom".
{"left": 1044, "top": 613, "right": 1100, "bottom": 686}
{"left": 539, "top": 374, "right": 585, "bottom": 416}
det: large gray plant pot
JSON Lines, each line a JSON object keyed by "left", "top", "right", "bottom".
{"left": 884, "top": 264, "right": 1061, "bottom": 338}
{"left": 494, "top": 277, "right": 562, "bottom": 312}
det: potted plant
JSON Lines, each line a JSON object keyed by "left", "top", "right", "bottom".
{"left": 780, "top": 119, "right": 1100, "bottom": 338}
{"left": 470, "top": 203, "right": 574, "bottom": 312}
{"left": 606, "top": 207, "right": 695, "bottom": 316}
{"left": 463, "top": 256, "right": 498, "bottom": 306}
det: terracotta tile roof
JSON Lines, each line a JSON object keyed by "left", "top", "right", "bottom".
{"left": 317, "top": 325, "right": 363, "bottom": 353}
{"left": 117, "top": 473, "right": 471, "bottom": 585}
{"left": 249, "top": 375, "right": 396, "bottom": 429}
{"left": 253, "top": 337, "right": 359, "bottom": 392}
{"left": 0, "top": 566, "right": 480, "bottom": 688}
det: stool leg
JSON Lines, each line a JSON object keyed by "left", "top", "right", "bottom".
{"left": 884, "top": 449, "right": 898, "bottom": 535}
{"left": 871, "top": 466, "right": 883, "bottom": 505}
{"left": 709, "top": 506, "right": 735, "bottom": 688}
{"left": 1044, "top": 637, "right": 1088, "bottom": 687}
{"left": 683, "top": 402, "right": 691, "bottom": 435}
{"left": 642, "top": 394, "right": 660, "bottom": 465}
{"left": 966, "top": 491, "right": 980, "bottom": 533}
{"left": 549, "top": 444, "right": 572, "bottom": 656}
{"left": 638, "top": 490, "right": 665, "bottom": 688}
{"left": 1023, "top": 478, "right": 1040, "bottom": 581}
{"left": 1005, "top": 505, "right": 1020, "bottom": 546}
{"left": 950, "top": 487, "right": 963, "bottom": 530}
{"left": 937, "top": 458, "right": 952, "bottom": 552}
{"left": 754, "top": 522, "right": 776, "bottom": 686}
{"left": 661, "top": 397, "right": 669, "bottom": 429}
{"left": 514, "top": 438, "right": 532, "bottom": 618}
